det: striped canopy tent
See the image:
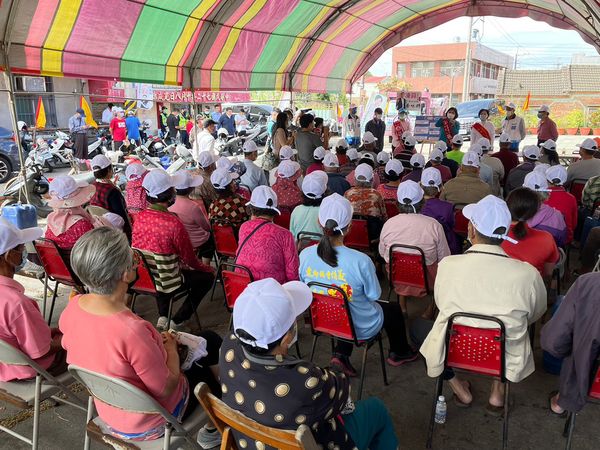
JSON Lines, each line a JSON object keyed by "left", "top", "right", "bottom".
{"left": 1, "top": 0, "right": 600, "bottom": 93}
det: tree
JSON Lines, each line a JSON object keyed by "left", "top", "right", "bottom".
{"left": 376, "top": 77, "right": 411, "bottom": 93}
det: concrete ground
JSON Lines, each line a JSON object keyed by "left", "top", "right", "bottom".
{"left": 1, "top": 265, "right": 598, "bottom": 450}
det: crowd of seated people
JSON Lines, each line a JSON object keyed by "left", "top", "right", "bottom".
{"left": 1, "top": 116, "right": 599, "bottom": 450}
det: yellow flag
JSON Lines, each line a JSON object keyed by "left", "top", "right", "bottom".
{"left": 497, "top": 103, "right": 506, "bottom": 115}
{"left": 384, "top": 100, "right": 390, "bottom": 115}
{"left": 337, "top": 103, "right": 343, "bottom": 119}
{"left": 35, "top": 96, "right": 46, "bottom": 129}
{"left": 522, "top": 92, "right": 531, "bottom": 111}
{"left": 79, "top": 96, "right": 98, "bottom": 128}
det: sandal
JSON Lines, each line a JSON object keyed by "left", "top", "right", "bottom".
{"left": 452, "top": 380, "right": 472, "bottom": 408}
{"left": 548, "top": 390, "right": 567, "bottom": 418}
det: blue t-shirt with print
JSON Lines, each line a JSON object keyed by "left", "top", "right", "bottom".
{"left": 299, "top": 245, "right": 383, "bottom": 340}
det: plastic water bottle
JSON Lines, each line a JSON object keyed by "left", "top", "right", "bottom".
{"left": 434, "top": 395, "right": 447, "bottom": 424}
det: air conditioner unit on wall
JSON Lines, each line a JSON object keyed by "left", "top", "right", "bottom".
{"left": 24, "top": 76, "right": 46, "bottom": 92}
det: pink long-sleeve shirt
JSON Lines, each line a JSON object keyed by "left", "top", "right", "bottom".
{"left": 169, "top": 196, "right": 211, "bottom": 248}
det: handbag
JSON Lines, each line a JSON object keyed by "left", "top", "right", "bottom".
{"left": 261, "top": 147, "right": 279, "bottom": 171}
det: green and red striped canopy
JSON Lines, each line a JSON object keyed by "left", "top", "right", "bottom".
{"left": 1, "top": 0, "right": 599, "bottom": 93}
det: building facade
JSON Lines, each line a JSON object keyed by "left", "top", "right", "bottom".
{"left": 391, "top": 42, "right": 513, "bottom": 104}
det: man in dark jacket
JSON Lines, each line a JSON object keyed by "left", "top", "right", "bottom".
{"left": 218, "top": 107, "right": 236, "bottom": 136}
{"left": 166, "top": 108, "right": 180, "bottom": 144}
{"left": 295, "top": 113, "right": 323, "bottom": 171}
{"left": 542, "top": 273, "right": 600, "bottom": 414}
{"left": 365, "top": 108, "right": 386, "bottom": 153}
{"left": 323, "top": 152, "right": 351, "bottom": 196}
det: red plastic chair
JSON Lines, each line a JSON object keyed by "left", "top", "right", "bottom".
{"left": 344, "top": 218, "right": 370, "bottom": 252}
{"left": 563, "top": 360, "right": 600, "bottom": 449}
{"left": 384, "top": 200, "right": 400, "bottom": 219}
{"left": 453, "top": 204, "right": 469, "bottom": 237}
{"left": 273, "top": 210, "right": 292, "bottom": 229}
{"left": 569, "top": 179, "right": 587, "bottom": 205}
{"left": 211, "top": 219, "right": 238, "bottom": 262}
{"left": 221, "top": 263, "right": 254, "bottom": 312}
{"left": 427, "top": 313, "right": 508, "bottom": 450}
{"left": 387, "top": 244, "right": 430, "bottom": 301}
{"left": 296, "top": 231, "right": 322, "bottom": 253}
{"left": 33, "top": 239, "right": 84, "bottom": 325}
{"left": 307, "top": 282, "right": 388, "bottom": 400}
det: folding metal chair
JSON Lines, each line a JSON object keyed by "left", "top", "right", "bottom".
{"left": 0, "top": 341, "right": 86, "bottom": 450}
{"left": 194, "top": 383, "right": 318, "bottom": 450}
{"left": 563, "top": 359, "right": 600, "bottom": 450}
{"left": 68, "top": 365, "right": 204, "bottom": 450}
{"left": 211, "top": 219, "right": 238, "bottom": 263}
{"left": 307, "top": 282, "right": 388, "bottom": 400}
{"left": 344, "top": 218, "right": 370, "bottom": 252}
{"left": 569, "top": 179, "right": 587, "bottom": 205}
{"left": 426, "top": 313, "right": 509, "bottom": 450}
{"left": 33, "top": 238, "right": 84, "bottom": 325}
{"left": 296, "top": 231, "right": 322, "bottom": 253}
{"left": 387, "top": 243, "right": 430, "bottom": 301}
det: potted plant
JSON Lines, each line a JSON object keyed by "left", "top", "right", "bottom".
{"left": 523, "top": 110, "right": 538, "bottom": 134}
{"left": 563, "top": 109, "right": 584, "bottom": 135}
{"left": 589, "top": 110, "right": 600, "bottom": 135}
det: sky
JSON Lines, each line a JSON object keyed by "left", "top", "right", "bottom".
{"left": 368, "top": 16, "right": 599, "bottom": 75}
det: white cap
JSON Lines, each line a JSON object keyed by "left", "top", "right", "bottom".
{"left": 233, "top": 278, "right": 312, "bottom": 349}
{"left": 434, "top": 140, "right": 448, "bottom": 152}
{"left": 243, "top": 140, "right": 258, "bottom": 153}
{"left": 347, "top": 148, "right": 359, "bottom": 161}
{"left": 280, "top": 145, "right": 297, "bottom": 161}
{"left": 198, "top": 151, "right": 217, "bottom": 169}
{"left": 403, "top": 134, "right": 417, "bottom": 147}
{"left": 0, "top": 217, "right": 43, "bottom": 255}
{"left": 523, "top": 145, "right": 541, "bottom": 160}
{"left": 318, "top": 193, "right": 353, "bottom": 233}
{"left": 421, "top": 167, "right": 442, "bottom": 190}
{"left": 478, "top": 138, "right": 491, "bottom": 152}
{"left": 313, "top": 146, "right": 326, "bottom": 161}
{"left": 210, "top": 168, "right": 238, "bottom": 190}
{"left": 463, "top": 195, "right": 516, "bottom": 243}
{"left": 102, "top": 212, "right": 125, "bottom": 230}
{"left": 546, "top": 165, "right": 567, "bottom": 186}
{"left": 410, "top": 153, "right": 426, "bottom": 168}
{"left": 217, "top": 127, "right": 229, "bottom": 136}
{"left": 335, "top": 138, "right": 348, "bottom": 149}
{"left": 430, "top": 148, "right": 444, "bottom": 162}
{"left": 523, "top": 171, "right": 550, "bottom": 192}
{"left": 363, "top": 131, "right": 378, "bottom": 144}
{"left": 376, "top": 152, "right": 390, "bottom": 165}
{"left": 323, "top": 152, "right": 339, "bottom": 168}
{"left": 247, "top": 186, "right": 280, "bottom": 214}
{"left": 385, "top": 159, "right": 404, "bottom": 176}
{"left": 302, "top": 172, "right": 328, "bottom": 199}
{"left": 172, "top": 170, "right": 203, "bottom": 190}
{"left": 534, "top": 163, "right": 551, "bottom": 174}
{"left": 470, "top": 142, "right": 483, "bottom": 157}
{"left": 216, "top": 156, "right": 233, "bottom": 170}
{"left": 142, "top": 169, "right": 175, "bottom": 198}
{"left": 91, "top": 154, "right": 111, "bottom": 170}
{"left": 461, "top": 151, "right": 480, "bottom": 168}
{"left": 538, "top": 105, "right": 550, "bottom": 113}
{"left": 577, "top": 138, "right": 598, "bottom": 151}
{"left": 506, "top": 102, "right": 516, "bottom": 110}
{"left": 401, "top": 130, "right": 412, "bottom": 141}
{"left": 359, "top": 152, "right": 375, "bottom": 162}
{"left": 125, "top": 163, "right": 147, "bottom": 181}
{"left": 277, "top": 160, "right": 301, "bottom": 179}
{"left": 355, "top": 163, "right": 374, "bottom": 182}
{"left": 499, "top": 132, "right": 511, "bottom": 143}
{"left": 540, "top": 139, "right": 557, "bottom": 151}
{"left": 397, "top": 180, "right": 424, "bottom": 209}
{"left": 451, "top": 134, "right": 464, "bottom": 146}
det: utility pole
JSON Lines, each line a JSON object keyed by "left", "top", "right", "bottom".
{"left": 462, "top": 16, "right": 474, "bottom": 102}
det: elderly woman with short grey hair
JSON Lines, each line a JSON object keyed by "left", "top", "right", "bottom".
{"left": 59, "top": 227, "right": 223, "bottom": 447}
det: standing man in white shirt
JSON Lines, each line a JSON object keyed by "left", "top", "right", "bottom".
{"left": 191, "top": 119, "right": 217, "bottom": 162}
{"left": 500, "top": 102, "right": 526, "bottom": 152}
{"left": 101, "top": 103, "right": 114, "bottom": 125}
{"left": 470, "top": 108, "right": 496, "bottom": 148}
{"left": 343, "top": 103, "right": 361, "bottom": 147}
{"left": 240, "top": 140, "right": 268, "bottom": 191}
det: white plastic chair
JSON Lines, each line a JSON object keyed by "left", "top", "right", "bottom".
{"left": 68, "top": 365, "right": 205, "bottom": 450}
{"left": 0, "top": 340, "right": 86, "bottom": 449}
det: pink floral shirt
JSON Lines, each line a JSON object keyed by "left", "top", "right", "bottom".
{"left": 235, "top": 219, "right": 299, "bottom": 284}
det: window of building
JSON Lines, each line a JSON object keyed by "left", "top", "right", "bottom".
{"left": 439, "top": 60, "right": 463, "bottom": 76}
{"left": 13, "top": 76, "right": 58, "bottom": 128}
{"left": 396, "top": 63, "right": 406, "bottom": 78}
{"left": 411, "top": 61, "right": 434, "bottom": 78}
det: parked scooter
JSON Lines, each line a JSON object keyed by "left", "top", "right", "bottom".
{"left": 0, "top": 157, "right": 51, "bottom": 218}
{"left": 166, "top": 145, "right": 195, "bottom": 174}
{"left": 215, "top": 128, "right": 244, "bottom": 156}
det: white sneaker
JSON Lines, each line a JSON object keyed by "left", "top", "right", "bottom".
{"left": 156, "top": 316, "right": 176, "bottom": 331}
{"left": 196, "top": 425, "right": 221, "bottom": 449}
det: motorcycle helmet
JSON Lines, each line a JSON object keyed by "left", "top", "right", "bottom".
{"left": 217, "top": 128, "right": 229, "bottom": 138}
{"left": 17, "top": 121, "right": 27, "bottom": 131}
{"left": 154, "top": 142, "right": 164, "bottom": 151}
